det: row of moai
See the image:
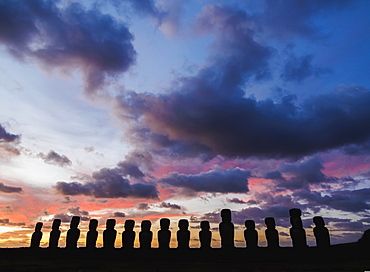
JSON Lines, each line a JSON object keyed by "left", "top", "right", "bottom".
{"left": 30, "top": 208, "right": 330, "bottom": 249}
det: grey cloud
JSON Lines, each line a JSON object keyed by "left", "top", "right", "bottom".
{"left": 158, "top": 202, "right": 181, "bottom": 210}
{"left": 53, "top": 213, "right": 73, "bottom": 223}
{"left": 112, "top": 212, "right": 126, "bottom": 217}
{"left": 136, "top": 203, "right": 150, "bottom": 210}
{"left": 227, "top": 198, "right": 248, "bottom": 204}
{"left": 0, "top": 0, "right": 136, "bottom": 94}
{"left": 54, "top": 167, "right": 158, "bottom": 199}
{"left": 0, "top": 219, "right": 25, "bottom": 226}
{"left": 0, "top": 182, "right": 23, "bottom": 194}
{"left": 0, "top": 125, "right": 20, "bottom": 143}
{"left": 159, "top": 168, "right": 251, "bottom": 193}
{"left": 40, "top": 150, "right": 72, "bottom": 167}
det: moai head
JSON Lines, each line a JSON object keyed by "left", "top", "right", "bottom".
{"left": 35, "top": 222, "right": 43, "bottom": 232}
{"left": 290, "top": 216, "right": 303, "bottom": 228}
{"left": 245, "top": 220, "right": 255, "bottom": 229}
{"left": 52, "top": 219, "right": 61, "bottom": 230}
{"left": 200, "top": 221, "right": 210, "bottom": 231}
{"left": 89, "top": 219, "right": 98, "bottom": 231}
{"left": 313, "top": 216, "right": 325, "bottom": 227}
{"left": 265, "top": 217, "right": 276, "bottom": 229}
{"left": 289, "top": 208, "right": 302, "bottom": 217}
{"left": 160, "top": 218, "right": 170, "bottom": 230}
{"left": 106, "top": 219, "right": 116, "bottom": 230}
{"left": 70, "top": 216, "right": 80, "bottom": 229}
{"left": 125, "top": 220, "right": 135, "bottom": 231}
{"left": 178, "top": 219, "right": 189, "bottom": 231}
{"left": 141, "top": 220, "right": 151, "bottom": 232}
{"left": 221, "top": 209, "right": 232, "bottom": 222}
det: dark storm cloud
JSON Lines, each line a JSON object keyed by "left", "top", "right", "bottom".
{"left": 281, "top": 54, "right": 328, "bottom": 82}
{"left": 0, "top": 182, "right": 23, "bottom": 194}
{"left": 159, "top": 168, "right": 250, "bottom": 193}
{"left": 0, "top": 125, "right": 20, "bottom": 143}
{"left": 117, "top": 161, "right": 145, "bottom": 179}
{"left": 0, "top": 0, "right": 136, "bottom": 94}
{"left": 39, "top": 150, "right": 72, "bottom": 167}
{"left": 158, "top": 202, "right": 181, "bottom": 210}
{"left": 54, "top": 167, "right": 158, "bottom": 199}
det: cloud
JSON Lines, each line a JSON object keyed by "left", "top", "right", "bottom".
{"left": 112, "top": 212, "right": 126, "bottom": 217}
{"left": 280, "top": 54, "right": 329, "bottom": 82}
{"left": 0, "top": 182, "right": 23, "bottom": 194}
{"left": 158, "top": 202, "right": 181, "bottom": 210}
{"left": 159, "top": 168, "right": 251, "bottom": 193}
{"left": 0, "top": 219, "right": 25, "bottom": 226}
{"left": 136, "top": 203, "right": 150, "bottom": 210}
{"left": 53, "top": 213, "right": 73, "bottom": 223}
{"left": 0, "top": 0, "right": 136, "bottom": 94}
{"left": 0, "top": 124, "right": 20, "bottom": 143}
{"left": 227, "top": 198, "right": 247, "bottom": 204}
{"left": 54, "top": 167, "right": 158, "bottom": 199}
{"left": 39, "top": 150, "right": 72, "bottom": 167}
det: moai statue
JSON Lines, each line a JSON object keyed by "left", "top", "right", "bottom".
{"left": 139, "top": 220, "right": 153, "bottom": 249}
{"left": 244, "top": 220, "right": 258, "bottom": 248}
{"left": 86, "top": 219, "right": 98, "bottom": 249}
{"left": 49, "top": 219, "right": 61, "bottom": 248}
{"left": 122, "top": 219, "right": 136, "bottom": 249}
{"left": 358, "top": 228, "right": 370, "bottom": 248}
{"left": 30, "top": 222, "right": 43, "bottom": 248}
{"left": 177, "top": 219, "right": 190, "bottom": 249}
{"left": 265, "top": 217, "right": 279, "bottom": 248}
{"left": 313, "top": 216, "right": 330, "bottom": 247}
{"left": 289, "top": 208, "right": 307, "bottom": 248}
{"left": 199, "top": 221, "right": 212, "bottom": 249}
{"left": 66, "top": 216, "right": 80, "bottom": 249}
{"left": 158, "top": 218, "right": 171, "bottom": 249}
{"left": 219, "top": 209, "right": 234, "bottom": 249}
{"left": 103, "top": 219, "right": 117, "bottom": 249}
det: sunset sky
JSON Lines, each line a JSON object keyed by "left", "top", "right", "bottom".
{"left": 0, "top": 0, "right": 370, "bottom": 248}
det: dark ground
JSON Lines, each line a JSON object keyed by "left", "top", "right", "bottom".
{"left": 0, "top": 245, "right": 369, "bottom": 272}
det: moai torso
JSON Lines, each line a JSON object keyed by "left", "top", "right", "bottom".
{"left": 30, "top": 222, "right": 43, "bottom": 248}
{"left": 313, "top": 216, "right": 330, "bottom": 247}
{"left": 289, "top": 209, "right": 307, "bottom": 248}
{"left": 139, "top": 220, "right": 152, "bottom": 249}
{"left": 244, "top": 220, "right": 258, "bottom": 248}
{"left": 199, "top": 221, "right": 212, "bottom": 249}
{"left": 86, "top": 219, "right": 98, "bottom": 249}
{"left": 49, "top": 219, "right": 61, "bottom": 248}
{"left": 264, "top": 217, "right": 279, "bottom": 248}
{"left": 177, "top": 219, "right": 190, "bottom": 249}
{"left": 122, "top": 219, "right": 136, "bottom": 249}
{"left": 219, "top": 209, "right": 234, "bottom": 249}
{"left": 66, "top": 216, "right": 80, "bottom": 249}
{"left": 158, "top": 218, "right": 171, "bottom": 249}
{"left": 103, "top": 219, "right": 117, "bottom": 249}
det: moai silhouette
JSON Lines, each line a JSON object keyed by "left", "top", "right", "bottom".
{"left": 86, "top": 219, "right": 98, "bottom": 249}
{"left": 177, "top": 219, "right": 190, "bottom": 249}
{"left": 49, "top": 219, "right": 61, "bottom": 248}
{"left": 66, "top": 216, "right": 80, "bottom": 249}
{"left": 199, "top": 221, "right": 212, "bottom": 249}
{"left": 158, "top": 218, "right": 171, "bottom": 249}
{"left": 244, "top": 220, "right": 258, "bottom": 248}
{"left": 264, "top": 217, "right": 279, "bottom": 248}
{"left": 219, "top": 209, "right": 234, "bottom": 249}
{"left": 122, "top": 219, "right": 136, "bottom": 249}
{"left": 289, "top": 208, "right": 307, "bottom": 248}
{"left": 103, "top": 219, "right": 117, "bottom": 249}
{"left": 313, "top": 216, "right": 330, "bottom": 247}
{"left": 30, "top": 222, "right": 43, "bottom": 248}
{"left": 139, "top": 220, "right": 153, "bottom": 249}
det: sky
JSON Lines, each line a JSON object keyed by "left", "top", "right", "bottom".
{"left": 0, "top": 0, "right": 370, "bottom": 248}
